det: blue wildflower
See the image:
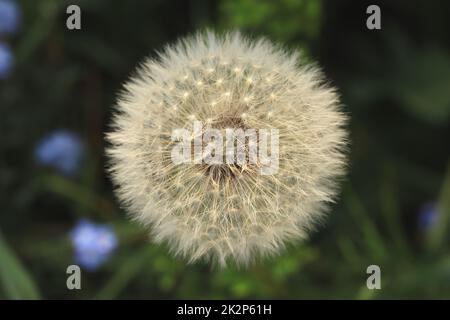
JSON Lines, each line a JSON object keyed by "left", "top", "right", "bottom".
{"left": 70, "top": 219, "right": 118, "bottom": 271}
{"left": 35, "top": 130, "right": 84, "bottom": 176}
{"left": 418, "top": 203, "right": 438, "bottom": 230}
{"left": 0, "top": 42, "right": 13, "bottom": 79}
{"left": 0, "top": 0, "right": 21, "bottom": 35}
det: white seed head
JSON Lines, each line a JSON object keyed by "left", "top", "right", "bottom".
{"left": 106, "top": 31, "right": 348, "bottom": 267}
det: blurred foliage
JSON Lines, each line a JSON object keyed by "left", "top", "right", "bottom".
{"left": 0, "top": 0, "right": 449, "bottom": 299}
{"left": 218, "top": 0, "right": 322, "bottom": 41}
{"left": 218, "top": 0, "right": 322, "bottom": 57}
{"left": 0, "top": 232, "right": 40, "bottom": 299}
{"left": 345, "top": 28, "right": 450, "bottom": 126}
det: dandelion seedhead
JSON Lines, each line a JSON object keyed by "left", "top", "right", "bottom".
{"left": 106, "top": 31, "right": 348, "bottom": 267}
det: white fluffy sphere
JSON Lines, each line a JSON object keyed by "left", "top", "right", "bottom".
{"left": 106, "top": 31, "right": 348, "bottom": 267}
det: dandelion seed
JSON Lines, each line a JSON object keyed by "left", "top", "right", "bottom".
{"left": 106, "top": 31, "right": 348, "bottom": 267}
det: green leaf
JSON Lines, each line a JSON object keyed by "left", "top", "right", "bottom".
{"left": 344, "top": 184, "right": 387, "bottom": 262}
{"left": 0, "top": 232, "right": 41, "bottom": 299}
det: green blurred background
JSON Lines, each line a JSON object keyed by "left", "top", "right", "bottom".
{"left": 1, "top": 0, "right": 450, "bottom": 299}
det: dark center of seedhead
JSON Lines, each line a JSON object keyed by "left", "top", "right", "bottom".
{"left": 198, "top": 114, "right": 259, "bottom": 185}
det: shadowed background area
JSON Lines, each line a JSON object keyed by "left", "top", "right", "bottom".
{"left": 0, "top": 0, "right": 449, "bottom": 299}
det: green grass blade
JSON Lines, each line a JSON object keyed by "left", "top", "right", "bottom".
{"left": 0, "top": 232, "right": 41, "bottom": 300}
